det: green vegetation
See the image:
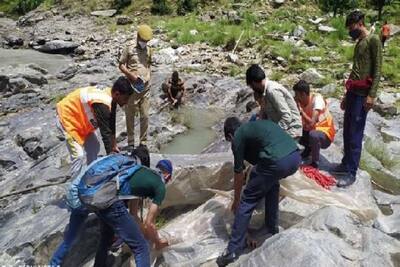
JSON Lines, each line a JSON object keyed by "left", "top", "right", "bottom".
{"left": 151, "top": 0, "right": 172, "bottom": 15}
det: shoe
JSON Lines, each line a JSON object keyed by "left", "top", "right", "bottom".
{"left": 216, "top": 250, "right": 239, "bottom": 267}
{"left": 309, "top": 162, "right": 319, "bottom": 169}
{"left": 330, "top": 163, "right": 348, "bottom": 174}
{"left": 301, "top": 148, "right": 311, "bottom": 159}
{"left": 110, "top": 237, "right": 124, "bottom": 252}
{"left": 336, "top": 173, "right": 356, "bottom": 188}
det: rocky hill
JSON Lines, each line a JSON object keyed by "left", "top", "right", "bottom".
{"left": 0, "top": 0, "right": 400, "bottom": 266}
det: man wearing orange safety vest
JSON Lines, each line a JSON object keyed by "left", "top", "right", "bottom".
{"left": 56, "top": 76, "right": 133, "bottom": 178}
{"left": 293, "top": 80, "right": 336, "bottom": 169}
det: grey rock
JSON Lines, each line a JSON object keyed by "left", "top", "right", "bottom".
{"left": 5, "top": 35, "right": 24, "bottom": 47}
{"left": 27, "top": 63, "right": 48, "bottom": 75}
{"left": 389, "top": 24, "right": 400, "bottom": 36}
{"left": 308, "top": 17, "right": 324, "bottom": 25}
{"left": 375, "top": 204, "right": 400, "bottom": 239}
{"left": 8, "top": 78, "right": 29, "bottom": 94}
{"left": 293, "top": 25, "right": 306, "bottom": 38}
{"left": 17, "top": 10, "right": 51, "bottom": 26}
{"left": 34, "top": 40, "right": 79, "bottom": 54}
{"left": 153, "top": 47, "right": 178, "bottom": 65}
{"left": 0, "top": 11, "right": 4, "bottom": 18}
{"left": 90, "top": 9, "right": 117, "bottom": 17}
{"left": 299, "top": 68, "right": 325, "bottom": 84}
{"left": 227, "top": 11, "right": 242, "bottom": 25}
{"left": 318, "top": 25, "right": 337, "bottom": 33}
{"left": 378, "top": 91, "right": 397, "bottom": 105}
{"left": 0, "top": 75, "right": 9, "bottom": 93}
{"left": 373, "top": 103, "right": 398, "bottom": 116}
{"left": 381, "top": 124, "right": 400, "bottom": 141}
{"left": 116, "top": 15, "right": 132, "bottom": 25}
{"left": 21, "top": 72, "right": 47, "bottom": 86}
{"left": 309, "top": 56, "right": 322, "bottom": 63}
{"left": 320, "top": 83, "right": 336, "bottom": 95}
{"left": 373, "top": 190, "right": 400, "bottom": 205}
{"left": 56, "top": 65, "right": 79, "bottom": 80}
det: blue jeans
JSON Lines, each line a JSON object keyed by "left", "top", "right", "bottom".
{"left": 49, "top": 208, "right": 89, "bottom": 266}
{"left": 342, "top": 92, "right": 368, "bottom": 176}
{"left": 227, "top": 151, "right": 301, "bottom": 254}
{"left": 94, "top": 200, "right": 150, "bottom": 267}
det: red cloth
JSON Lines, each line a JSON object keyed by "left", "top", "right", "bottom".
{"left": 300, "top": 165, "right": 336, "bottom": 189}
{"left": 345, "top": 77, "right": 373, "bottom": 91}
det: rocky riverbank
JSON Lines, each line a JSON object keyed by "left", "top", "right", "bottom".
{"left": 0, "top": 5, "right": 399, "bottom": 267}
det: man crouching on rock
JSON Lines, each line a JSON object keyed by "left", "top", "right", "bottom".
{"left": 83, "top": 158, "right": 173, "bottom": 267}
{"left": 216, "top": 117, "right": 301, "bottom": 267}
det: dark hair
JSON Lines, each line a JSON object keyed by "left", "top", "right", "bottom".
{"left": 112, "top": 76, "right": 133, "bottom": 95}
{"left": 224, "top": 117, "right": 242, "bottom": 140}
{"left": 246, "top": 64, "right": 266, "bottom": 85}
{"left": 293, "top": 80, "right": 310, "bottom": 95}
{"left": 246, "top": 101, "right": 258, "bottom": 113}
{"left": 130, "top": 145, "right": 150, "bottom": 167}
{"left": 172, "top": 71, "right": 179, "bottom": 80}
{"left": 345, "top": 10, "right": 365, "bottom": 27}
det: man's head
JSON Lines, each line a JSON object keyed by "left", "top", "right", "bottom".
{"left": 112, "top": 76, "right": 133, "bottom": 107}
{"left": 171, "top": 71, "right": 179, "bottom": 83}
{"left": 384, "top": 20, "right": 388, "bottom": 25}
{"left": 246, "top": 64, "right": 266, "bottom": 93}
{"left": 130, "top": 145, "right": 150, "bottom": 167}
{"left": 345, "top": 10, "right": 366, "bottom": 41}
{"left": 156, "top": 159, "right": 173, "bottom": 184}
{"left": 137, "top": 24, "right": 153, "bottom": 49}
{"left": 224, "top": 117, "right": 242, "bottom": 142}
{"left": 293, "top": 79, "right": 310, "bottom": 106}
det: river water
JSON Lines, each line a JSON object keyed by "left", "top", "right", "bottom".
{"left": 160, "top": 106, "right": 224, "bottom": 154}
{"left": 0, "top": 48, "right": 71, "bottom": 74}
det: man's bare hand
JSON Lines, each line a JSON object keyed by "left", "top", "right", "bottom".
{"left": 364, "top": 96, "right": 375, "bottom": 111}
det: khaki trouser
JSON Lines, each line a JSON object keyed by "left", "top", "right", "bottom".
{"left": 125, "top": 91, "right": 149, "bottom": 146}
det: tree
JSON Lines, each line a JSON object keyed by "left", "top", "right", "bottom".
{"left": 177, "top": 0, "right": 197, "bottom": 16}
{"left": 319, "top": 0, "right": 360, "bottom": 16}
{"left": 369, "top": 0, "right": 393, "bottom": 20}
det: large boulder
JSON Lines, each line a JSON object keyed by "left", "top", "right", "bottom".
{"left": 33, "top": 40, "right": 79, "bottom": 54}
{"left": 299, "top": 68, "right": 324, "bottom": 84}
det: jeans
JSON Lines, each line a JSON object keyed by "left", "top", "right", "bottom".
{"left": 49, "top": 208, "right": 89, "bottom": 266}
{"left": 342, "top": 92, "right": 368, "bottom": 176}
{"left": 300, "top": 130, "right": 331, "bottom": 164}
{"left": 227, "top": 150, "right": 301, "bottom": 254}
{"left": 94, "top": 201, "right": 150, "bottom": 267}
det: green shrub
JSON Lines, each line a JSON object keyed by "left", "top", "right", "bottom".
{"left": 151, "top": 0, "right": 172, "bottom": 15}
{"left": 113, "top": 0, "right": 131, "bottom": 11}
{"left": 177, "top": 0, "right": 197, "bottom": 16}
{"left": 13, "top": 0, "right": 44, "bottom": 14}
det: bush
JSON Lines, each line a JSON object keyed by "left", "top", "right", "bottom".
{"left": 151, "top": 0, "right": 172, "bottom": 15}
{"left": 177, "top": 0, "right": 197, "bottom": 16}
{"left": 13, "top": 0, "right": 44, "bottom": 14}
{"left": 113, "top": 0, "right": 131, "bottom": 11}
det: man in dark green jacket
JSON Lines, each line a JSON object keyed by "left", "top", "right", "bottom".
{"left": 334, "top": 10, "right": 382, "bottom": 187}
{"left": 216, "top": 117, "right": 301, "bottom": 267}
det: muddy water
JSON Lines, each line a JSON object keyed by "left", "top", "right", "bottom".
{"left": 0, "top": 48, "right": 71, "bottom": 73}
{"left": 160, "top": 107, "right": 224, "bottom": 154}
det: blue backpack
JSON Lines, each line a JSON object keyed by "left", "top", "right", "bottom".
{"left": 77, "top": 154, "right": 141, "bottom": 211}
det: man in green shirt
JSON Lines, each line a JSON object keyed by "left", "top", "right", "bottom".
{"left": 94, "top": 159, "right": 173, "bottom": 267}
{"left": 216, "top": 117, "right": 300, "bottom": 266}
{"left": 333, "top": 10, "right": 382, "bottom": 187}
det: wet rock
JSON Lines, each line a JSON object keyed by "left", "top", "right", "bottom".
{"left": 56, "top": 65, "right": 79, "bottom": 80}
{"left": 299, "top": 68, "right": 325, "bottom": 84}
{"left": 21, "top": 72, "right": 47, "bottom": 86}
{"left": 8, "top": 78, "right": 29, "bottom": 94}
{"left": 5, "top": 35, "right": 24, "bottom": 47}
{"left": 0, "top": 75, "right": 9, "bottom": 93}
{"left": 90, "top": 9, "right": 117, "bottom": 17}
{"left": 293, "top": 25, "right": 306, "bottom": 38}
{"left": 375, "top": 205, "right": 400, "bottom": 239}
{"left": 318, "top": 25, "right": 337, "bottom": 33}
{"left": 33, "top": 40, "right": 79, "bottom": 54}
{"left": 116, "top": 15, "right": 132, "bottom": 25}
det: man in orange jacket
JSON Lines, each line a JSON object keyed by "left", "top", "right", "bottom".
{"left": 381, "top": 20, "right": 390, "bottom": 48}
{"left": 293, "top": 80, "right": 336, "bottom": 169}
{"left": 56, "top": 76, "right": 133, "bottom": 178}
